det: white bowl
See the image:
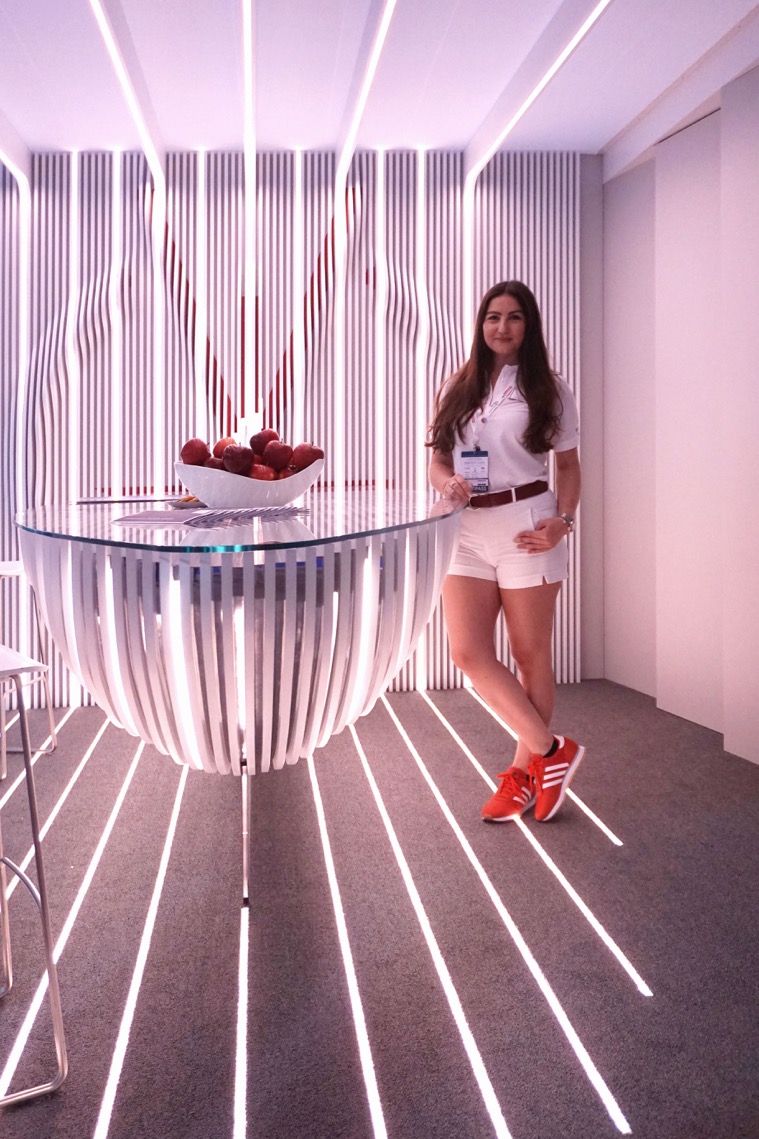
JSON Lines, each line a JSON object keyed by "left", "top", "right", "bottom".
{"left": 175, "top": 458, "right": 324, "bottom": 509}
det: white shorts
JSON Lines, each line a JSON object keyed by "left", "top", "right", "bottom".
{"left": 448, "top": 490, "right": 568, "bottom": 589}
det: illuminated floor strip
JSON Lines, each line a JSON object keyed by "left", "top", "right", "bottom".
{"left": 92, "top": 765, "right": 189, "bottom": 1139}
{"left": 0, "top": 707, "right": 77, "bottom": 810}
{"left": 348, "top": 726, "right": 513, "bottom": 1139}
{"left": 233, "top": 905, "right": 249, "bottom": 1139}
{"left": 380, "top": 696, "right": 632, "bottom": 1135}
{"left": 565, "top": 788, "right": 624, "bottom": 845}
{"left": 307, "top": 756, "right": 388, "bottom": 1139}
{"left": 419, "top": 692, "right": 650, "bottom": 995}
{"left": 0, "top": 742, "right": 144, "bottom": 1099}
{"left": 6, "top": 719, "right": 110, "bottom": 900}
{"left": 464, "top": 687, "right": 624, "bottom": 846}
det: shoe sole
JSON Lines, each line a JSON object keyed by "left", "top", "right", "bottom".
{"left": 537, "top": 745, "right": 586, "bottom": 821}
{"left": 483, "top": 795, "right": 536, "bottom": 823}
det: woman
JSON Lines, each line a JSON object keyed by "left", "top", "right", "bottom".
{"left": 428, "top": 281, "right": 585, "bottom": 822}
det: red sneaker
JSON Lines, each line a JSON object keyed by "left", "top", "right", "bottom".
{"left": 528, "top": 737, "right": 586, "bottom": 821}
{"left": 482, "top": 766, "right": 535, "bottom": 822}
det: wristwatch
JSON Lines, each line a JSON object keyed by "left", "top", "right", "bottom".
{"left": 559, "top": 513, "right": 575, "bottom": 533}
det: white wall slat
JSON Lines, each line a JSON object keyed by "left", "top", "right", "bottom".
{"left": 1, "top": 148, "right": 582, "bottom": 706}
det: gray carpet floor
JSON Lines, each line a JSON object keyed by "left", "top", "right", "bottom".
{"left": 0, "top": 680, "right": 758, "bottom": 1139}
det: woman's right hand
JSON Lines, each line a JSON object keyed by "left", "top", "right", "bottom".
{"left": 442, "top": 473, "right": 472, "bottom": 505}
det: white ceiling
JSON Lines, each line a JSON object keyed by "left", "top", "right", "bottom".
{"left": 1, "top": 0, "right": 759, "bottom": 181}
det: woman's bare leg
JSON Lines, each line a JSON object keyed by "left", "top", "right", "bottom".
{"left": 500, "top": 581, "right": 562, "bottom": 768}
{"left": 442, "top": 575, "right": 554, "bottom": 757}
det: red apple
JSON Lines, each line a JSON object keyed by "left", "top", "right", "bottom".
{"left": 250, "top": 464, "right": 277, "bottom": 481}
{"left": 290, "top": 442, "right": 325, "bottom": 471}
{"left": 213, "top": 435, "right": 236, "bottom": 458}
{"left": 222, "top": 444, "right": 255, "bottom": 474}
{"left": 203, "top": 456, "right": 225, "bottom": 469}
{"left": 262, "top": 440, "right": 294, "bottom": 471}
{"left": 180, "top": 437, "right": 211, "bottom": 465}
{"left": 250, "top": 428, "right": 279, "bottom": 455}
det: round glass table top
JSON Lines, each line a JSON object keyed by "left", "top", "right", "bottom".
{"left": 17, "top": 488, "right": 459, "bottom": 554}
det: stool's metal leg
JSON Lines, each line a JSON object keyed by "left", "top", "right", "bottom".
{"left": 0, "top": 680, "right": 67, "bottom": 1107}
{"left": 0, "top": 817, "right": 12, "bottom": 997}
{"left": 0, "top": 690, "right": 7, "bottom": 781}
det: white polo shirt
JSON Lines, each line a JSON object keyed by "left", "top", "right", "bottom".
{"left": 452, "top": 364, "right": 579, "bottom": 490}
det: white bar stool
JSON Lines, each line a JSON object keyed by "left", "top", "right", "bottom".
{"left": 0, "top": 646, "right": 67, "bottom": 1106}
{"left": 0, "top": 562, "right": 57, "bottom": 780}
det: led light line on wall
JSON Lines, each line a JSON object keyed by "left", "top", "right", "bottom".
{"left": 242, "top": 0, "right": 257, "bottom": 432}
{"left": 0, "top": 144, "right": 32, "bottom": 648}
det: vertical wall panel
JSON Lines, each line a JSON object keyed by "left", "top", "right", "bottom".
{"left": 473, "top": 152, "right": 581, "bottom": 683}
{"left": 77, "top": 152, "right": 113, "bottom": 497}
{"left": 1, "top": 147, "right": 583, "bottom": 704}
{"left": 1, "top": 167, "right": 22, "bottom": 651}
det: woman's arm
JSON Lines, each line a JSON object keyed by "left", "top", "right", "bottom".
{"left": 428, "top": 449, "right": 471, "bottom": 505}
{"left": 555, "top": 446, "right": 581, "bottom": 522}
{"left": 516, "top": 446, "right": 581, "bottom": 552}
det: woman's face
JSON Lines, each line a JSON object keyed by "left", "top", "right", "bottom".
{"left": 481, "top": 293, "right": 526, "bottom": 368}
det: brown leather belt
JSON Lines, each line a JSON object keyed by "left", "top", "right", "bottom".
{"left": 468, "top": 479, "right": 548, "bottom": 509}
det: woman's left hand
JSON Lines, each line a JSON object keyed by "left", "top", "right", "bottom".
{"left": 515, "top": 516, "right": 569, "bottom": 553}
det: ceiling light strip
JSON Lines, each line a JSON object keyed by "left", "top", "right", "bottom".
{"left": 350, "top": 721, "right": 512, "bottom": 1138}
{"left": 462, "top": 0, "right": 615, "bottom": 330}
{"left": 87, "top": 0, "right": 163, "bottom": 182}
{"left": 87, "top": 0, "right": 167, "bottom": 495}
{"left": 333, "top": 0, "right": 399, "bottom": 501}
{"left": 380, "top": 696, "right": 631, "bottom": 1134}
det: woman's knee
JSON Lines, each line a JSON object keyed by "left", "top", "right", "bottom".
{"left": 509, "top": 640, "right": 552, "bottom": 678}
{"left": 448, "top": 639, "right": 494, "bottom": 678}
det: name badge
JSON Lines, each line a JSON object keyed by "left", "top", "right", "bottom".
{"left": 461, "top": 450, "right": 489, "bottom": 493}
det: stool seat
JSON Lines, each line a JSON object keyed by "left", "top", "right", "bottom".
{"left": 0, "top": 643, "right": 67, "bottom": 1106}
{"left": 0, "top": 645, "right": 49, "bottom": 679}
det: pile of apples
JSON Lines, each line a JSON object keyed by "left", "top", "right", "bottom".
{"left": 179, "top": 429, "right": 324, "bottom": 482}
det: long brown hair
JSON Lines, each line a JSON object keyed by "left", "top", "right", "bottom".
{"left": 427, "top": 281, "right": 562, "bottom": 455}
